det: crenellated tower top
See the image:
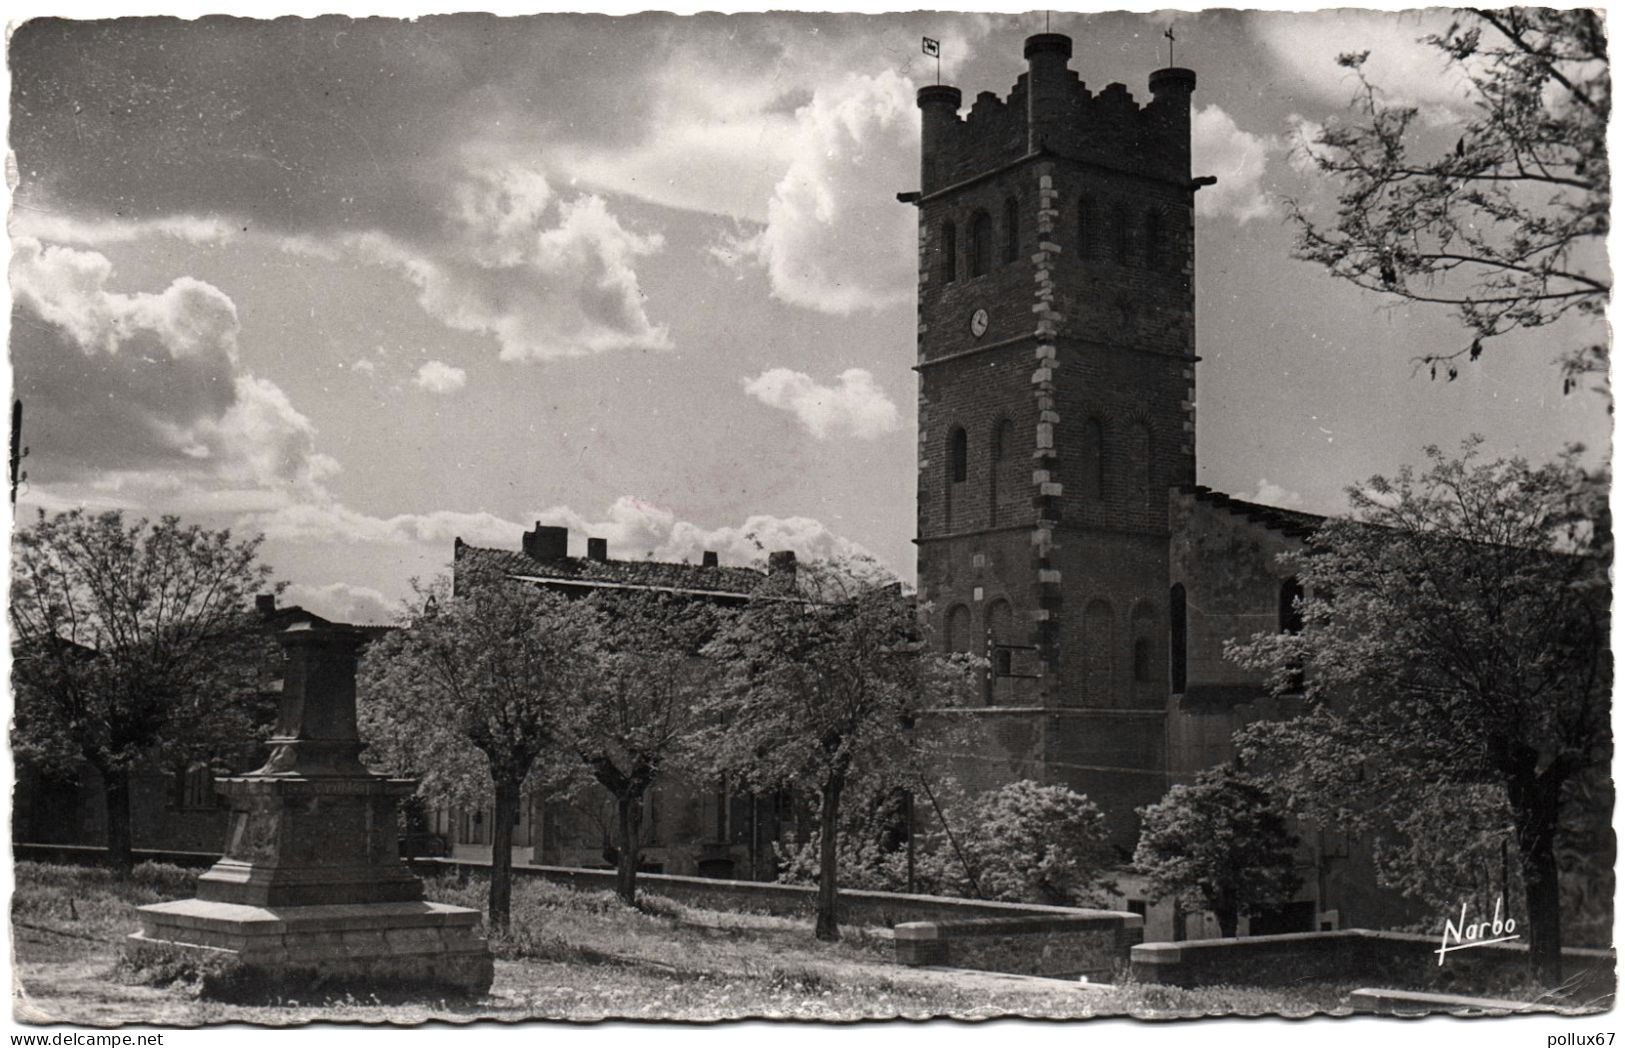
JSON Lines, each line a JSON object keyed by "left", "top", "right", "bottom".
{"left": 917, "top": 33, "right": 1196, "bottom": 196}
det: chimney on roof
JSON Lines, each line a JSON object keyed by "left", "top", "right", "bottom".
{"left": 522, "top": 523, "right": 569, "bottom": 561}
{"left": 702, "top": 551, "right": 719, "bottom": 568}
{"left": 587, "top": 537, "right": 608, "bottom": 562}
{"left": 256, "top": 593, "right": 276, "bottom": 615}
{"left": 768, "top": 550, "right": 797, "bottom": 577}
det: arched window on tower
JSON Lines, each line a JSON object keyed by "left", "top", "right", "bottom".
{"left": 945, "top": 425, "right": 968, "bottom": 529}
{"left": 1112, "top": 204, "right": 1132, "bottom": 265}
{"left": 1083, "top": 417, "right": 1105, "bottom": 501}
{"left": 1169, "top": 583, "right": 1187, "bottom": 693}
{"left": 1144, "top": 208, "right": 1165, "bottom": 270}
{"left": 1078, "top": 195, "right": 1097, "bottom": 260}
{"left": 970, "top": 209, "right": 993, "bottom": 277}
{"left": 1130, "top": 421, "right": 1155, "bottom": 513}
{"left": 1084, "top": 599, "right": 1115, "bottom": 704}
{"left": 1003, "top": 196, "right": 1021, "bottom": 264}
{"left": 1131, "top": 601, "right": 1157, "bottom": 687}
{"left": 945, "top": 604, "right": 971, "bottom": 654}
{"left": 990, "top": 418, "right": 1018, "bottom": 517}
{"left": 941, "top": 219, "right": 958, "bottom": 283}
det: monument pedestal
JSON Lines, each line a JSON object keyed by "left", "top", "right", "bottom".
{"left": 193, "top": 775, "right": 425, "bottom": 907}
{"left": 127, "top": 623, "right": 493, "bottom": 997}
{"left": 128, "top": 900, "right": 493, "bottom": 996}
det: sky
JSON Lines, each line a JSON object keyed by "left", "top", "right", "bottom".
{"left": 6, "top": 8, "right": 1611, "bottom": 625}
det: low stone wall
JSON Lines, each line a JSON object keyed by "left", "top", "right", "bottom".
{"left": 16, "top": 842, "right": 220, "bottom": 868}
{"left": 1347, "top": 987, "right": 1564, "bottom": 1016}
{"left": 1132, "top": 929, "right": 1616, "bottom": 1000}
{"left": 411, "top": 857, "right": 1113, "bottom": 928}
{"left": 896, "top": 913, "right": 1143, "bottom": 980}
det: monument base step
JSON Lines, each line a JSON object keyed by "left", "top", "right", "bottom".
{"left": 126, "top": 898, "right": 494, "bottom": 998}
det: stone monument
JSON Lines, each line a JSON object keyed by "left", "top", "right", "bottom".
{"left": 127, "top": 621, "right": 494, "bottom": 996}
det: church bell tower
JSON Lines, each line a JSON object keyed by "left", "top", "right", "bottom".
{"left": 906, "top": 33, "right": 1199, "bottom": 843}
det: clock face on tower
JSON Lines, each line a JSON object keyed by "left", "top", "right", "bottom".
{"left": 969, "top": 308, "right": 989, "bottom": 338}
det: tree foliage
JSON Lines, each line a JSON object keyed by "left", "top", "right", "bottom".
{"left": 10, "top": 509, "right": 278, "bottom": 874}
{"left": 774, "top": 777, "right": 1116, "bottom": 909}
{"left": 1228, "top": 438, "right": 1610, "bottom": 980}
{"left": 704, "top": 557, "right": 979, "bottom": 940}
{"left": 564, "top": 589, "right": 718, "bottom": 903}
{"left": 940, "top": 780, "right": 1117, "bottom": 907}
{"left": 1133, "top": 765, "right": 1303, "bottom": 938}
{"left": 772, "top": 779, "right": 920, "bottom": 894}
{"left": 358, "top": 565, "right": 598, "bottom": 929}
{"left": 1290, "top": 10, "right": 1609, "bottom": 388}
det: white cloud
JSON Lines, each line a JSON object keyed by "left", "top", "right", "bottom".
{"left": 1284, "top": 113, "right": 1330, "bottom": 177}
{"left": 9, "top": 237, "right": 334, "bottom": 495}
{"left": 242, "top": 493, "right": 882, "bottom": 573}
{"left": 1248, "top": 478, "right": 1306, "bottom": 510}
{"left": 1191, "top": 105, "right": 1276, "bottom": 224}
{"left": 415, "top": 360, "right": 468, "bottom": 394}
{"left": 11, "top": 237, "right": 240, "bottom": 360}
{"left": 1252, "top": 10, "right": 1476, "bottom": 119}
{"left": 352, "top": 359, "right": 378, "bottom": 374}
{"left": 242, "top": 503, "right": 526, "bottom": 547}
{"left": 347, "top": 165, "right": 672, "bottom": 361}
{"left": 282, "top": 582, "right": 402, "bottom": 626}
{"left": 558, "top": 19, "right": 989, "bottom": 225}
{"left": 205, "top": 376, "right": 341, "bottom": 489}
{"left": 723, "top": 71, "right": 921, "bottom": 313}
{"left": 533, "top": 496, "right": 880, "bottom": 568}
{"left": 10, "top": 212, "right": 237, "bottom": 246}
{"left": 742, "top": 367, "right": 901, "bottom": 440}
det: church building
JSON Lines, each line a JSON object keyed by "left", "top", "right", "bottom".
{"left": 905, "top": 33, "right": 1397, "bottom": 935}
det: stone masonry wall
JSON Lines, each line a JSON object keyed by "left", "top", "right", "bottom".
{"left": 922, "top": 68, "right": 1191, "bottom": 192}
{"left": 896, "top": 912, "right": 1144, "bottom": 980}
{"left": 1168, "top": 491, "right": 1306, "bottom": 695}
{"left": 414, "top": 858, "right": 1114, "bottom": 929}
{"left": 1132, "top": 929, "right": 1616, "bottom": 999}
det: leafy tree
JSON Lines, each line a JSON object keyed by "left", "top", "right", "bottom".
{"left": 1228, "top": 438, "right": 1609, "bottom": 981}
{"left": 357, "top": 566, "right": 597, "bottom": 930}
{"left": 10, "top": 509, "right": 277, "bottom": 875}
{"left": 919, "top": 780, "right": 1117, "bottom": 907}
{"left": 1133, "top": 765, "right": 1303, "bottom": 938}
{"left": 771, "top": 779, "right": 918, "bottom": 894}
{"left": 1289, "top": 10, "right": 1609, "bottom": 389}
{"left": 704, "top": 557, "right": 977, "bottom": 941}
{"left": 1372, "top": 779, "right": 1523, "bottom": 930}
{"left": 563, "top": 590, "right": 717, "bottom": 904}
{"left": 771, "top": 774, "right": 972, "bottom": 898}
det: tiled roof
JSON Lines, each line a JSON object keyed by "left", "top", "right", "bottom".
{"left": 456, "top": 540, "right": 768, "bottom": 597}
{"left": 1179, "top": 485, "right": 1326, "bottom": 539}
{"left": 258, "top": 603, "right": 396, "bottom": 636}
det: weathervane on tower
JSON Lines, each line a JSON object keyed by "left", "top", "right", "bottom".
{"left": 1165, "top": 25, "right": 1176, "bottom": 67}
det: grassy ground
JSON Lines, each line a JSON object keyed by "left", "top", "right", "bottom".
{"left": 13, "top": 861, "right": 1367, "bottom": 1024}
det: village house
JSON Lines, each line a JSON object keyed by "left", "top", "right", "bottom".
{"left": 440, "top": 525, "right": 802, "bottom": 880}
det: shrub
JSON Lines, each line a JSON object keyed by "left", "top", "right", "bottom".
{"left": 774, "top": 779, "right": 1118, "bottom": 907}
{"left": 950, "top": 780, "right": 1117, "bottom": 906}
{"left": 1134, "top": 764, "right": 1301, "bottom": 937}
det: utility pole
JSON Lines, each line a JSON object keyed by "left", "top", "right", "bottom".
{"left": 10, "top": 399, "right": 27, "bottom": 505}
